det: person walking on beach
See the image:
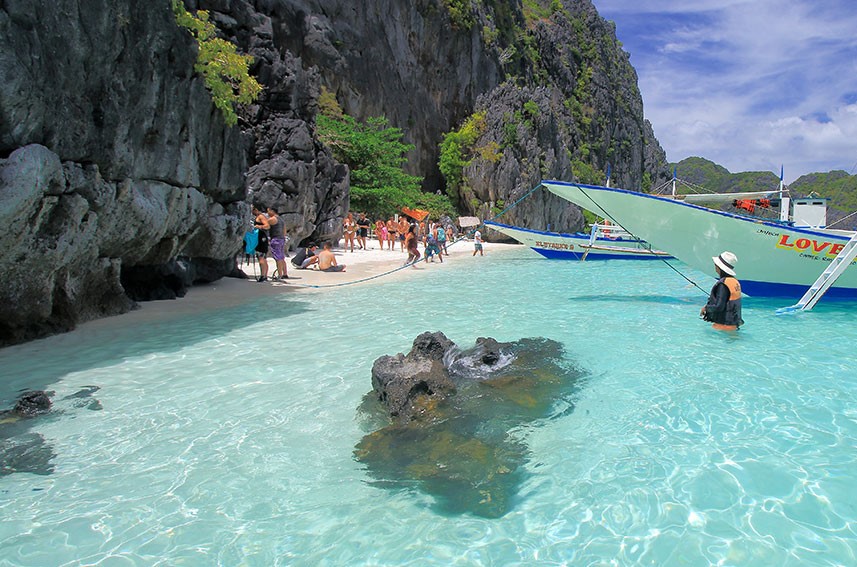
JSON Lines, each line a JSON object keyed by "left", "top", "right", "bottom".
{"left": 375, "top": 218, "right": 388, "bottom": 250}
{"left": 357, "top": 212, "right": 371, "bottom": 250}
{"left": 252, "top": 206, "right": 270, "bottom": 282}
{"left": 397, "top": 216, "right": 409, "bottom": 252}
{"left": 386, "top": 217, "right": 397, "bottom": 250}
{"left": 266, "top": 206, "right": 289, "bottom": 280}
{"left": 425, "top": 231, "right": 442, "bottom": 263}
{"left": 472, "top": 229, "right": 484, "bottom": 256}
{"left": 318, "top": 242, "right": 346, "bottom": 272}
{"left": 437, "top": 223, "right": 448, "bottom": 255}
{"left": 405, "top": 224, "right": 421, "bottom": 266}
{"left": 343, "top": 212, "right": 357, "bottom": 252}
{"left": 700, "top": 251, "right": 743, "bottom": 331}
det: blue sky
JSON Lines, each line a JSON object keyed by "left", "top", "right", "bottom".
{"left": 592, "top": 0, "right": 857, "bottom": 183}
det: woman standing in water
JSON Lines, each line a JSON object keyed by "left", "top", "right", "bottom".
{"left": 700, "top": 251, "right": 743, "bottom": 331}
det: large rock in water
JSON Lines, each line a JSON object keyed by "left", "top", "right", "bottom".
{"left": 356, "top": 332, "right": 584, "bottom": 518}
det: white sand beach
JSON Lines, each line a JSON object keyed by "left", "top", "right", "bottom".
{"left": 236, "top": 237, "right": 517, "bottom": 290}
{"left": 70, "top": 238, "right": 521, "bottom": 331}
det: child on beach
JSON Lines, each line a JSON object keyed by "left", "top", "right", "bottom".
{"left": 425, "top": 233, "right": 442, "bottom": 263}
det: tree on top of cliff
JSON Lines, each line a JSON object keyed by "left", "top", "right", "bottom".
{"left": 317, "top": 90, "right": 455, "bottom": 219}
{"left": 172, "top": 1, "right": 262, "bottom": 126}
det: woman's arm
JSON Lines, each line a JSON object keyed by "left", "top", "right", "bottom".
{"left": 704, "top": 282, "right": 729, "bottom": 315}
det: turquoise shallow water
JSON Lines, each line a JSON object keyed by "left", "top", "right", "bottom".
{"left": 2, "top": 246, "right": 857, "bottom": 566}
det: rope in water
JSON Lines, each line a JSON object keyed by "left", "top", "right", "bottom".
{"left": 271, "top": 236, "right": 470, "bottom": 289}
{"left": 570, "top": 182, "right": 709, "bottom": 296}
{"left": 259, "top": 180, "right": 708, "bottom": 293}
{"left": 273, "top": 185, "right": 545, "bottom": 289}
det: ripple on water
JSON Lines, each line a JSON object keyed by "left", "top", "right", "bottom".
{"left": 2, "top": 249, "right": 857, "bottom": 564}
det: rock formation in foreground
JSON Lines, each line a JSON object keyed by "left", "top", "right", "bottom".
{"left": 355, "top": 332, "right": 584, "bottom": 518}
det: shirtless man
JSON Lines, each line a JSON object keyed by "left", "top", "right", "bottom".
{"left": 317, "top": 242, "right": 346, "bottom": 272}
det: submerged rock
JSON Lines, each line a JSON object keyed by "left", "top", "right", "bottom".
{"left": 356, "top": 333, "right": 583, "bottom": 518}
{"left": 0, "top": 387, "right": 103, "bottom": 476}
{"left": 12, "top": 391, "right": 53, "bottom": 418}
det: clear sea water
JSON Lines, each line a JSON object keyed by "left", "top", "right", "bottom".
{"left": 2, "top": 246, "right": 857, "bottom": 566}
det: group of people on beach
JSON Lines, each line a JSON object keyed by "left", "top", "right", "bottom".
{"left": 245, "top": 207, "right": 482, "bottom": 282}
{"left": 342, "top": 212, "right": 464, "bottom": 267}
{"left": 246, "top": 205, "right": 344, "bottom": 282}
{"left": 341, "top": 212, "right": 455, "bottom": 257}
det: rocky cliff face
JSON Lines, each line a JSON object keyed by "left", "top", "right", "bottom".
{"left": 451, "top": 3, "right": 667, "bottom": 234}
{"left": 0, "top": 0, "right": 666, "bottom": 345}
{"left": 207, "top": 0, "right": 667, "bottom": 236}
{"left": 0, "top": 0, "right": 252, "bottom": 345}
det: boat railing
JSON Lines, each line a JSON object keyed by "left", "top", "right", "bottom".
{"left": 588, "top": 223, "right": 632, "bottom": 244}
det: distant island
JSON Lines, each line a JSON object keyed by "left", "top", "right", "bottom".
{"left": 670, "top": 157, "right": 857, "bottom": 227}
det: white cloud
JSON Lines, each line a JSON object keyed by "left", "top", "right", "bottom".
{"left": 592, "top": 0, "right": 857, "bottom": 182}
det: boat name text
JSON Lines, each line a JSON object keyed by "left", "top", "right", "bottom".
{"left": 775, "top": 234, "right": 845, "bottom": 256}
{"left": 535, "top": 241, "right": 573, "bottom": 250}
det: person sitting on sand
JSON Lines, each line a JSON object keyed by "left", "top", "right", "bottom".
{"left": 291, "top": 244, "right": 319, "bottom": 269}
{"left": 318, "top": 242, "right": 346, "bottom": 272}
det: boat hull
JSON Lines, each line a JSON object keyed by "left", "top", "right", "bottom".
{"left": 484, "top": 221, "right": 671, "bottom": 261}
{"left": 542, "top": 180, "right": 857, "bottom": 298}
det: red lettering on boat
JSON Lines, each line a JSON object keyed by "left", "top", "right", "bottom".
{"left": 795, "top": 238, "right": 810, "bottom": 250}
{"left": 776, "top": 235, "right": 794, "bottom": 248}
{"left": 811, "top": 241, "right": 831, "bottom": 253}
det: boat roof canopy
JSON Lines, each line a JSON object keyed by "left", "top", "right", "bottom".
{"left": 678, "top": 191, "right": 779, "bottom": 204}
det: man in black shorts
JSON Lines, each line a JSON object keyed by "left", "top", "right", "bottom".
{"left": 356, "top": 212, "right": 371, "bottom": 250}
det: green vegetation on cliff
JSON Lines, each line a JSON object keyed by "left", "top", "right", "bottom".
{"left": 317, "top": 90, "right": 454, "bottom": 218}
{"left": 438, "top": 112, "right": 500, "bottom": 197}
{"left": 791, "top": 171, "right": 857, "bottom": 222}
{"left": 172, "top": 1, "right": 262, "bottom": 126}
{"left": 670, "top": 157, "right": 778, "bottom": 194}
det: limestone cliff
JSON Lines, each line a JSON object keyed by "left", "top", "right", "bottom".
{"left": 0, "top": 0, "right": 250, "bottom": 345}
{"left": 206, "top": 0, "right": 667, "bottom": 235}
{"left": 0, "top": 0, "right": 666, "bottom": 345}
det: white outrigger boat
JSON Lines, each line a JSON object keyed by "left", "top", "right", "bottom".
{"left": 542, "top": 178, "right": 857, "bottom": 303}
{"left": 484, "top": 220, "right": 671, "bottom": 260}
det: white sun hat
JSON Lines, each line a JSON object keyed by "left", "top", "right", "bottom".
{"left": 712, "top": 251, "right": 738, "bottom": 276}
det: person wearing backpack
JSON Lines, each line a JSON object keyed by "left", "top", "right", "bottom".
{"left": 425, "top": 232, "right": 442, "bottom": 263}
{"left": 436, "top": 224, "right": 447, "bottom": 255}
